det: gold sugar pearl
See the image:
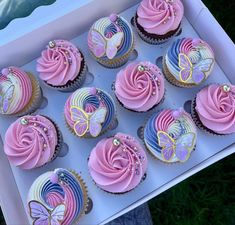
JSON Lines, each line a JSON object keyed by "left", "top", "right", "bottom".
{"left": 113, "top": 138, "right": 121, "bottom": 146}
{"left": 20, "top": 118, "right": 28, "bottom": 125}
{"left": 222, "top": 85, "right": 231, "bottom": 92}
{"left": 49, "top": 41, "right": 56, "bottom": 48}
{"left": 137, "top": 65, "right": 145, "bottom": 72}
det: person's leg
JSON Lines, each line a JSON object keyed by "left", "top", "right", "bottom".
{"left": 106, "top": 203, "right": 153, "bottom": 225}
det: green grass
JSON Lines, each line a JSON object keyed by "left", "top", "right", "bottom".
{"left": 149, "top": 2, "right": 235, "bottom": 224}
{"left": 149, "top": 154, "right": 235, "bottom": 225}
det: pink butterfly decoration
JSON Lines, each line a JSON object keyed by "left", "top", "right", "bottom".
{"left": 70, "top": 106, "right": 107, "bottom": 137}
{"left": 179, "top": 53, "right": 214, "bottom": 84}
{"left": 29, "top": 201, "right": 65, "bottom": 225}
{"left": 0, "top": 84, "right": 14, "bottom": 113}
{"left": 157, "top": 131, "right": 196, "bottom": 162}
{"left": 90, "top": 30, "right": 124, "bottom": 59}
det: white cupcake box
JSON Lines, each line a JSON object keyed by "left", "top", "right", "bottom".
{"left": 0, "top": 0, "right": 235, "bottom": 225}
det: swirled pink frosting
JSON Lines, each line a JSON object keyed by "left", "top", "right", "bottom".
{"left": 137, "top": 0, "right": 184, "bottom": 35}
{"left": 115, "top": 61, "right": 165, "bottom": 112}
{"left": 88, "top": 133, "right": 147, "bottom": 193}
{"left": 37, "top": 40, "right": 83, "bottom": 86}
{"left": 155, "top": 109, "right": 175, "bottom": 131}
{"left": 4, "top": 115, "right": 58, "bottom": 169}
{"left": 196, "top": 84, "right": 235, "bottom": 134}
{"left": 0, "top": 67, "right": 32, "bottom": 114}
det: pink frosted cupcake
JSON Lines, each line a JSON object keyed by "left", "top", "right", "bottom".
{"left": 4, "top": 115, "right": 62, "bottom": 169}
{"left": 192, "top": 84, "right": 235, "bottom": 135}
{"left": 114, "top": 61, "right": 165, "bottom": 112}
{"left": 88, "top": 133, "right": 147, "bottom": 194}
{"left": 134, "top": 0, "right": 184, "bottom": 44}
{"left": 0, "top": 66, "right": 42, "bottom": 116}
{"left": 37, "top": 39, "right": 87, "bottom": 92}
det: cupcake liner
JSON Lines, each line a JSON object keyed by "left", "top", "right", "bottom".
{"left": 68, "top": 169, "right": 90, "bottom": 219}
{"left": 191, "top": 96, "right": 226, "bottom": 136}
{"left": 141, "top": 109, "right": 196, "bottom": 164}
{"left": 16, "top": 73, "right": 43, "bottom": 117}
{"left": 162, "top": 57, "right": 196, "bottom": 88}
{"left": 43, "top": 56, "right": 87, "bottom": 92}
{"left": 89, "top": 172, "right": 147, "bottom": 195}
{"left": 134, "top": 14, "right": 182, "bottom": 45}
{"left": 112, "top": 81, "right": 166, "bottom": 113}
{"left": 89, "top": 41, "right": 135, "bottom": 69}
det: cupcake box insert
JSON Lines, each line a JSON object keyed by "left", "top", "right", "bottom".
{"left": 0, "top": 0, "right": 235, "bottom": 225}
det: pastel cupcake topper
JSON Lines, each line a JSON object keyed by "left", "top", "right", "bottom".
{"left": 178, "top": 39, "right": 214, "bottom": 84}
{"left": 28, "top": 200, "right": 65, "bottom": 225}
{"left": 157, "top": 108, "right": 196, "bottom": 162}
{"left": 70, "top": 88, "right": 107, "bottom": 137}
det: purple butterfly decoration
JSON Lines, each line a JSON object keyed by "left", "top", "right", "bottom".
{"left": 28, "top": 200, "right": 65, "bottom": 225}
{"left": 157, "top": 131, "right": 196, "bottom": 162}
{"left": 179, "top": 53, "right": 214, "bottom": 84}
{"left": 0, "top": 85, "right": 14, "bottom": 113}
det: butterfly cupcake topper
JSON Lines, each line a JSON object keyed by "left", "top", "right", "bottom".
{"left": 70, "top": 106, "right": 107, "bottom": 137}
{"left": 157, "top": 131, "right": 196, "bottom": 162}
{"left": 178, "top": 53, "right": 214, "bottom": 84}
{"left": 90, "top": 29, "right": 124, "bottom": 60}
{"left": 28, "top": 200, "right": 65, "bottom": 225}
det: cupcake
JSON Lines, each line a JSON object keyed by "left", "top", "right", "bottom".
{"left": 134, "top": 0, "right": 184, "bottom": 44}
{"left": 114, "top": 61, "right": 165, "bottom": 112}
{"left": 37, "top": 39, "right": 87, "bottom": 92}
{"left": 144, "top": 108, "right": 197, "bottom": 163}
{"left": 0, "top": 66, "right": 42, "bottom": 116}
{"left": 64, "top": 87, "right": 117, "bottom": 138}
{"left": 163, "top": 37, "right": 215, "bottom": 87}
{"left": 27, "top": 168, "right": 88, "bottom": 225}
{"left": 4, "top": 115, "right": 62, "bottom": 169}
{"left": 88, "top": 133, "right": 147, "bottom": 194}
{"left": 192, "top": 84, "right": 235, "bottom": 135}
{"left": 88, "top": 13, "right": 134, "bottom": 68}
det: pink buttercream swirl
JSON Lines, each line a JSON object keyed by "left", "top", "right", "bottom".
{"left": 88, "top": 133, "right": 147, "bottom": 193}
{"left": 196, "top": 84, "right": 235, "bottom": 134}
{"left": 37, "top": 40, "right": 83, "bottom": 86}
{"left": 137, "top": 0, "right": 184, "bottom": 35}
{"left": 115, "top": 61, "right": 165, "bottom": 112}
{"left": 4, "top": 115, "right": 58, "bottom": 169}
{"left": 155, "top": 109, "right": 175, "bottom": 131}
